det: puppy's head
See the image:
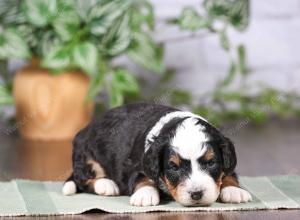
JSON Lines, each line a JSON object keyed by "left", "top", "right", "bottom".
{"left": 143, "top": 117, "right": 236, "bottom": 206}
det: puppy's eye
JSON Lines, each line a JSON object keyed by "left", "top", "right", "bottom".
{"left": 168, "top": 161, "right": 179, "bottom": 171}
{"left": 205, "top": 160, "right": 215, "bottom": 168}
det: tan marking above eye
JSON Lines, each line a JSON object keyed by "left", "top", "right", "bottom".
{"left": 203, "top": 148, "right": 215, "bottom": 161}
{"left": 169, "top": 154, "right": 181, "bottom": 166}
{"left": 87, "top": 159, "right": 106, "bottom": 178}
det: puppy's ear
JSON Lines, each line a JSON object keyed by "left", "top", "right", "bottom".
{"left": 143, "top": 139, "right": 165, "bottom": 183}
{"left": 221, "top": 137, "right": 237, "bottom": 175}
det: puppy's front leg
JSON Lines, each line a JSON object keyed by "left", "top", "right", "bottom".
{"left": 129, "top": 173, "right": 160, "bottom": 207}
{"left": 219, "top": 173, "right": 252, "bottom": 203}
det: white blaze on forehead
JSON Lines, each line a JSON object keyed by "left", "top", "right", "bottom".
{"left": 145, "top": 111, "right": 207, "bottom": 152}
{"left": 171, "top": 117, "right": 208, "bottom": 160}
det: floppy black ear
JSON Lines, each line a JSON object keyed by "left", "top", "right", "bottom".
{"left": 143, "top": 139, "right": 165, "bottom": 183}
{"left": 221, "top": 137, "right": 237, "bottom": 175}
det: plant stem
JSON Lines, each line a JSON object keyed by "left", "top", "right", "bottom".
{"left": 157, "top": 31, "right": 213, "bottom": 44}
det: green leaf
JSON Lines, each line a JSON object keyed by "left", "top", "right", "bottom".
{"left": 204, "top": 0, "right": 230, "bottom": 18}
{"left": 237, "top": 44, "right": 248, "bottom": 75}
{"left": 128, "top": 32, "right": 164, "bottom": 74}
{"left": 38, "top": 30, "right": 61, "bottom": 58}
{"left": 176, "top": 7, "right": 209, "bottom": 31}
{"left": 131, "top": 0, "right": 155, "bottom": 31}
{"left": 228, "top": 0, "right": 249, "bottom": 31}
{"left": 41, "top": 45, "right": 70, "bottom": 71}
{"left": 0, "top": 29, "right": 30, "bottom": 59}
{"left": 107, "top": 68, "right": 139, "bottom": 108}
{"left": 109, "top": 84, "right": 124, "bottom": 108}
{"left": 169, "top": 89, "right": 192, "bottom": 106}
{"left": 221, "top": 92, "right": 243, "bottom": 101}
{"left": 53, "top": 1, "right": 80, "bottom": 41}
{"left": 73, "top": 42, "right": 98, "bottom": 76}
{"left": 87, "top": 70, "right": 104, "bottom": 100}
{"left": 88, "top": 0, "right": 132, "bottom": 21}
{"left": 0, "top": 0, "right": 26, "bottom": 26}
{"left": 22, "top": 0, "right": 57, "bottom": 27}
{"left": 203, "top": 0, "right": 249, "bottom": 31}
{"left": 0, "top": 84, "right": 14, "bottom": 105}
{"left": 113, "top": 69, "right": 139, "bottom": 93}
{"left": 75, "top": 0, "right": 98, "bottom": 21}
{"left": 140, "top": 0, "right": 155, "bottom": 30}
{"left": 219, "top": 30, "right": 230, "bottom": 51}
{"left": 101, "top": 14, "right": 131, "bottom": 56}
{"left": 220, "top": 61, "right": 237, "bottom": 87}
{"left": 89, "top": 0, "right": 132, "bottom": 36}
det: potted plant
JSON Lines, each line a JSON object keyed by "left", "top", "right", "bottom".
{"left": 0, "top": 0, "right": 163, "bottom": 141}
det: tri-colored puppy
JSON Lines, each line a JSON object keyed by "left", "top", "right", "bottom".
{"left": 63, "top": 103, "right": 252, "bottom": 206}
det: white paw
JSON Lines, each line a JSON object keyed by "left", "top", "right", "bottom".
{"left": 94, "top": 178, "right": 120, "bottom": 196}
{"left": 62, "top": 181, "right": 77, "bottom": 196}
{"left": 130, "top": 186, "right": 160, "bottom": 207}
{"left": 220, "top": 186, "right": 252, "bottom": 203}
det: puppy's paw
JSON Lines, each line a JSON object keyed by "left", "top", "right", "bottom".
{"left": 220, "top": 186, "right": 252, "bottom": 203}
{"left": 62, "top": 181, "right": 77, "bottom": 196}
{"left": 130, "top": 186, "right": 160, "bottom": 207}
{"left": 94, "top": 178, "right": 120, "bottom": 196}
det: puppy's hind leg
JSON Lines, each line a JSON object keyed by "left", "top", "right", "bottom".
{"left": 67, "top": 155, "right": 120, "bottom": 196}
{"left": 85, "top": 159, "right": 120, "bottom": 196}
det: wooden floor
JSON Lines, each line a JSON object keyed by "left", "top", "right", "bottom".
{"left": 0, "top": 119, "right": 300, "bottom": 219}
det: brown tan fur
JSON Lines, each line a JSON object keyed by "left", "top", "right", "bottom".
{"left": 163, "top": 176, "right": 178, "bottom": 200}
{"left": 134, "top": 176, "right": 156, "bottom": 193}
{"left": 216, "top": 172, "right": 225, "bottom": 190}
{"left": 87, "top": 159, "right": 106, "bottom": 178}
{"left": 203, "top": 148, "right": 215, "bottom": 161}
{"left": 170, "top": 154, "right": 181, "bottom": 166}
{"left": 84, "top": 159, "right": 107, "bottom": 191}
{"left": 221, "top": 175, "right": 239, "bottom": 189}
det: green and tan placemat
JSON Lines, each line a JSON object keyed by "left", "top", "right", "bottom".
{"left": 1, "top": 175, "right": 300, "bottom": 216}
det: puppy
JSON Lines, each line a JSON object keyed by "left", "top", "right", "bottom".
{"left": 62, "top": 103, "right": 252, "bottom": 206}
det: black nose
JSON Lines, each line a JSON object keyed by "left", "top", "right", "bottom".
{"left": 191, "top": 191, "right": 203, "bottom": 200}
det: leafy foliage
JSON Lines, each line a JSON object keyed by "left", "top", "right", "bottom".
{"left": 0, "top": 83, "right": 13, "bottom": 105}
{"left": 1, "top": 0, "right": 299, "bottom": 127}
{"left": 158, "top": 0, "right": 300, "bottom": 126}
{"left": 0, "top": 0, "right": 163, "bottom": 108}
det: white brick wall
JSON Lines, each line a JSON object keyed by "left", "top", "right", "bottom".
{"left": 149, "top": 0, "right": 300, "bottom": 95}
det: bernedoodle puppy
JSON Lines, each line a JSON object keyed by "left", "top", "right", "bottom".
{"left": 62, "top": 102, "right": 252, "bottom": 206}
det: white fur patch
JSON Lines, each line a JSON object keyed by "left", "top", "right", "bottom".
{"left": 171, "top": 117, "right": 208, "bottom": 160}
{"left": 94, "top": 178, "right": 120, "bottom": 196}
{"left": 176, "top": 160, "right": 219, "bottom": 206}
{"left": 220, "top": 186, "right": 252, "bottom": 203}
{"left": 130, "top": 186, "right": 160, "bottom": 207}
{"left": 169, "top": 118, "right": 217, "bottom": 206}
{"left": 145, "top": 111, "right": 207, "bottom": 152}
{"left": 62, "top": 181, "right": 77, "bottom": 196}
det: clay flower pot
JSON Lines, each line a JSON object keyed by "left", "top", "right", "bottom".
{"left": 13, "top": 60, "right": 94, "bottom": 141}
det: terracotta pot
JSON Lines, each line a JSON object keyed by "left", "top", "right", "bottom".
{"left": 13, "top": 61, "right": 94, "bottom": 141}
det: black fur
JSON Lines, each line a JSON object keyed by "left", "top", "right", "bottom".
{"left": 71, "top": 103, "right": 177, "bottom": 195}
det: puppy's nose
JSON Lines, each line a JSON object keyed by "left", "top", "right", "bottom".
{"left": 190, "top": 191, "right": 203, "bottom": 201}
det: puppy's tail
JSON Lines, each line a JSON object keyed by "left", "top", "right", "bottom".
{"left": 62, "top": 173, "right": 78, "bottom": 196}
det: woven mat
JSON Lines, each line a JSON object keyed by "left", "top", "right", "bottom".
{"left": 1, "top": 175, "right": 300, "bottom": 216}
